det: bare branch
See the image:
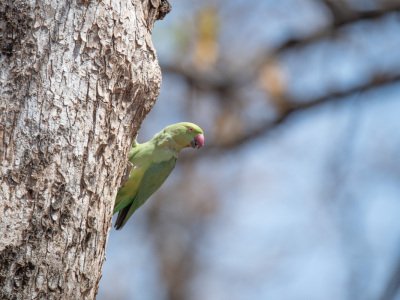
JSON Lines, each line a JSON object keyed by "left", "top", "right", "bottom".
{"left": 161, "top": 63, "right": 246, "bottom": 94}
{"left": 379, "top": 252, "right": 400, "bottom": 300}
{"left": 271, "top": 4, "right": 400, "bottom": 56}
{"left": 162, "top": 8, "right": 400, "bottom": 96}
{"left": 204, "top": 73, "right": 400, "bottom": 152}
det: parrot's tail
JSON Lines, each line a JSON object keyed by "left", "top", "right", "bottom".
{"left": 114, "top": 205, "right": 130, "bottom": 230}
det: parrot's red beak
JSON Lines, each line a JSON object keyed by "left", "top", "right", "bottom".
{"left": 191, "top": 134, "right": 205, "bottom": 149}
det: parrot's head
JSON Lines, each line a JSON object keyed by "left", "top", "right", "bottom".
{"left": 165, "top": 122, "right": 205, "bottom": 150}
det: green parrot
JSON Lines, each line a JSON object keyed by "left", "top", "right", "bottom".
{"left": 113, "top": 122, "right": 205, "bottom": 229}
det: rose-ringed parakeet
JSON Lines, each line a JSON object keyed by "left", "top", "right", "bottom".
{"left": 113, "top": 122, "right": 205, "bottom": 229}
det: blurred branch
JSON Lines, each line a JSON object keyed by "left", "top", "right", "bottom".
{"left": 161, "top": 63, "right": 246, "bottom": 94}
{"left": 161, "top": 3, "right": 400, "bottom": 155}
{"left": 163, "top": 8, "right": 400, "bottom": 94}
{"left": 322, "top": 0, "right": 400, "bottom": 26}
{"left": 205, "top": 72, "right": 400, "bottom": 151}
{"left": 270, "top": 4, "right": 400, "bottom": 58}
{"left": 379, "top": 253, "right": 400, "bottom": 300}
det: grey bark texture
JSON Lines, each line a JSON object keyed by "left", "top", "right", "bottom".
{"left": 0, "top": 0, "right": 168, "bottom": 299}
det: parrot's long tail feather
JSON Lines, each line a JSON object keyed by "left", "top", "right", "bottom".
{"left": 114, "top": 205, "right": 131, "bottom": 230}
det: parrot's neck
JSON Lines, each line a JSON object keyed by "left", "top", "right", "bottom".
{"left": 153, "top": 132, "right": 185, "bottom": 154}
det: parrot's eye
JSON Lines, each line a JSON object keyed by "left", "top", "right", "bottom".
{"left": 188, "top": 127, "right": 193, "bottom": 132}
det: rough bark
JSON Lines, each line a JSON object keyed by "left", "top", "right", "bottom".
{"left": 0, "top": 0, "right": 167, "bottom": 298}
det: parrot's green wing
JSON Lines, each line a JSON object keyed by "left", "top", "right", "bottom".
{"left": 113, "top": 143, "right": 145, "bottom": 214}
{"left": 114, "top": 157, "right": 177, "bottom": 229}
{"left": 113, "top": 163, "right": 144, "bottom": 214}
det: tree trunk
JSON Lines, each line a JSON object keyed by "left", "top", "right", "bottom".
{"left": 0, "top": 0, "right": 167, "bottom": 298}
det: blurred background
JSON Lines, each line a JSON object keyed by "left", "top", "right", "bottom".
{"left": 98, "top": 0, "right": 400, "bottom": 299}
